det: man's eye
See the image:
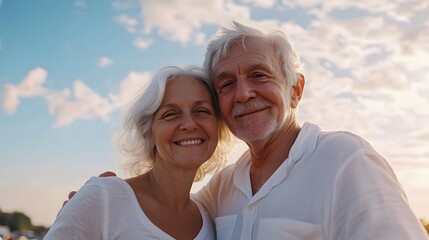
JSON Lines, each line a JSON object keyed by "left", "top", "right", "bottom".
{"left": 251, "top": 72, "right": 267, "bottom": 78}
{"left": 218, "top": 80, "right": 234, "bottom": 93}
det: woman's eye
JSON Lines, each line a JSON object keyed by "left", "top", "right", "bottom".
{"left": 195, "top": 108, "right": 213, "bottom": 115}
{"left": 161, "top": 111, "right": 178, "bottom": 120}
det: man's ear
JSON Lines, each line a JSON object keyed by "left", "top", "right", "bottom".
{"left": 290, "top": 73, "right": 305, "bottom": 108}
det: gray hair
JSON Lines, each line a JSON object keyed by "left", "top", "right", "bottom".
{"left": 114, "top": 65, "right": 231, "bottom": 181}
{"left": 203, "top": 21, "right": 302, "bottom": 87}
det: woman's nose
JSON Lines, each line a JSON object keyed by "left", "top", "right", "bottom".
{"left": 180, "top": 115, "right": 198, "bottom": 130}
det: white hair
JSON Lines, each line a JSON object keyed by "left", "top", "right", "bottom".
{"left": 203, "top": 21, "right": 302, "bottom": 88}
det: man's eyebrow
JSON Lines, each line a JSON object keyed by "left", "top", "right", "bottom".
{"left": 248, "top": 63, "right": 271, "bottom": 72}
{"left": 215, "top": 63, "right": 271, "bottom": 77}
{"left": 214, "top": 63, "right": 273, "bottom": 83}
{"left": 214, "top": 71, "right": 233, "bottom": 81}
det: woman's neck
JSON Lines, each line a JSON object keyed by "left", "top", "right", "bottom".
{"left": 126, "top": 166, "right": 202, "bottom": 240}
{"left": 145, "top": 166, "right": 196, "bottom": 208}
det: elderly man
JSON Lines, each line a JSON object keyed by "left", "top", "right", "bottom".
{"left": 195, "top": 22, "right": 428, "bottom": 239}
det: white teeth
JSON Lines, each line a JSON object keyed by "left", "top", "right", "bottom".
{"left": 178, "top": 139, "right": 202, "bottom": 146}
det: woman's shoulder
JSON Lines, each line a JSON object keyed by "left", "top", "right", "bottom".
{"left": 79, "top": 176, "right": 132, "bottom": 197}
{"left": 85, "top": 175, "right": 126, "bottom": 185}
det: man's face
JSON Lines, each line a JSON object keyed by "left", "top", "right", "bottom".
{"left": 212, "top": 37, "right": 290, "bottom": 143}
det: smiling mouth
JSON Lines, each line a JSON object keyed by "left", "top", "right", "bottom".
{"left": 235, "top": 108, "right": 268, "bottom": 118}
{"left": 175, "top": 139, "right": 203, "bottom": 146}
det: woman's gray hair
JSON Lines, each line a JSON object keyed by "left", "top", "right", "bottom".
{"left": 114, "top": 65, "right": 231, "bottom": 181}
{"left": 203, "top": 21, "right": 302, "bottom": 87}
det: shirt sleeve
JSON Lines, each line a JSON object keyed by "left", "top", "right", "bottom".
{"left": 194, "top": 174, "right": 219, "bottom": 221}
{"left": 330, "top": 148, "right": 428, "bottom": 239}
{"left": 44, "top": 177, "right": 106, "bottom": 240}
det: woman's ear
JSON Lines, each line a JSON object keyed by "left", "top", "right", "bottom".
{"left": 291, "top": 73, "right": 305, "bottom": 108}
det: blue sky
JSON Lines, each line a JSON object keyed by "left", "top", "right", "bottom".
{"left": 1, "top": 0, "right": 428, "bottom": 227}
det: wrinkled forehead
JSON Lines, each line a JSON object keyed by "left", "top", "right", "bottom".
{"left": 213, "top": 37, "right": 276, "bottom": 66}
{"left": 213, "top": 37, "right": 280, "bottom": 74}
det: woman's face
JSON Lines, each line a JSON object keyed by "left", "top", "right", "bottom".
{"left": 151, "top": 76, "right": 219, "bottom": 171}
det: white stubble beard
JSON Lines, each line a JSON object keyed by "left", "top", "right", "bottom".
{"left": 230, "top": 98, "right": 288, "bottom": 143}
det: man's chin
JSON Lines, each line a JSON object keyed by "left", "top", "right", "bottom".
{"left": 233, "top": 126, "right": 276, "bottom": 143}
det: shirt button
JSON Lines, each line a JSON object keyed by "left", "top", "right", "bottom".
{"left": 249, "top": 206, "right": 255, "bottom": 212}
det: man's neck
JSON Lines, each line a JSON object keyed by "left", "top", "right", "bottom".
{"left": 248, "top": 119, "right": 301, "bottom": 194}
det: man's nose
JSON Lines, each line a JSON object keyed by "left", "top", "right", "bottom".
{"left": 234, "top": 77, "right": 256, "bottom": 103}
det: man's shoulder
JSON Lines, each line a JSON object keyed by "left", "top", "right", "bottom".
{"left": 302, "top": 122, "right": 369, "bottom": 149}
{"left": 208, "top": 151, "right": 250, "bottom": 185}
{"left": 319, "top": 130, "right": 370, "bottom": 150}
{"left": 212, "top": 162, "right": 238, "bottom": 179}
{"left": 312, "top": 130, "right": 380, "bottom": 169}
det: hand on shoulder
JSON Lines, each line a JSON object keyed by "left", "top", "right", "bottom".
{"left": 61, "top": 171, "right": 118, "bottom": 209}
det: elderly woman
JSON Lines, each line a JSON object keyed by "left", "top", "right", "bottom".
{"left": 45, "top": 65, "right": 230, "bottom": 240}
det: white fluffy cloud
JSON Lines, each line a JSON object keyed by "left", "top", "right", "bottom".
{"left": 97, "top": 56, "right": 113, "bottom": 68}
{"left": 242, "top": 0, "right": 276, "bottom": 8}
{"left": 45, "top": 80, "right": 114, "bottom": 128}
{"left": 281, "top": 0, "right": 429, "bottom": 22}
{"left": 2, "top": 68, "right": 153, "bottom": 128}
{"left": 352, "top": 60, "right": 408, "bottom": 92}
{"left": 133, "top": 37, "right": 153, "bottom": 49}
{"left": 2, "top": 67, "right": 48, "bottom": 114}
{"left": 113, "top": 0, "right": 252, "bottom": 46}
{"left": 115, "top": 14, "right": 138, "bottom": 33}
{"left": 108, "top": 70, "right": 152, "bottom": 110}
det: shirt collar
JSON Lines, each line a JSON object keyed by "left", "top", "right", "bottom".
{"left": 288, "top": 122, "right": 321, "bottom": 163}
{"left": 232, "top": 122, "right": 321, "bottom": 199}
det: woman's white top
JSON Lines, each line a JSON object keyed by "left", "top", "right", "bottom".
{"left": 45, "top": 177, "right": 215, "bottom": 240}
